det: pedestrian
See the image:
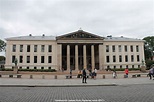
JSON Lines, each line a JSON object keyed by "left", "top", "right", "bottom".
{"left": 148, "top": 68, "right": 153, "bottom": 80}
{"left": 94, "top": 68, "right": 97, "bottom": 79}
{"left": 82, "top": 69, "right": 87, "bottom": 83}
{"left": 125, "top": 67, "right": 129, "bottom": 78}
{"left": 112, "top": 70, "right": 117, "bottom": 79}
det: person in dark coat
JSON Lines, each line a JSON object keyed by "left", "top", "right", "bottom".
{"left": 82, "top": 69, "right": 87, "bottom": 83}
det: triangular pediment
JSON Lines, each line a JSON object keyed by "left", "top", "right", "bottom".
{"left": 56, "top": 30, "right": 104, "bottom": 40}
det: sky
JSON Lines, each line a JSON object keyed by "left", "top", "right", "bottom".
{"left": 0, "top": 0, "right": 154, "bottom": 55}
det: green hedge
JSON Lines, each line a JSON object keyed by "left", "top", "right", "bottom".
{"left": 110, "top": 68, "right": 140, "bottom": 71}
{"left": 0, "top": 68, "right": 13, "bottom": 71}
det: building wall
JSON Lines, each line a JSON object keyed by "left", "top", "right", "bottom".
{"left": 5, "top": 40, "right": 58, "bottom": 70}
{"left": 102, "top": 41, "right": 145, "bottom": 69}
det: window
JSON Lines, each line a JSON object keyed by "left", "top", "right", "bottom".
{"left": 48, "top": 56, "right": 52, "bottom": 63}
{"left": 114, "top": 66, "right": 116, "bottom": 69}
{"left": 19, "top": 56, "right": 23, "bottom": 63}
{"left": 137, "top": 55, "right": 140, "bottom": 62}
{"left": 27, "top": 67, "right": 29, "bottom": 69}
{"left": 27, "top": 56, "right": 30, "bottom": 63}
{"left": 48, "top": 45, "right": 52, "bottom": 52}
{"left": 136, "top": 45, "right": 139, "bottom": 52}
{"left": 138, "top": 65, "right": 140, "bottom": 68}
{"left": 20, "top": 45, "right": 23, "bottom": 52}
{"left": 131, "top": 55, "right": 134, "bottom": 62}
{"left": 112, "top": 45, "right": 115, "bottom": 52}
{"left": 130, "top": 45, "right": 133, "bottom": 52}
{"left": 120, "top": 65, "right": 122, "bottom": 69}
{"left": 41, "top": 56, "right": 44, "bottom": 63}
{"left": 106, "top": 45, "right": 109, "bottom": 52}
{"left": 34, "top": 45, "right": 37, "bottom": 52}
{"left": 48, "top": 67, "right": 51, "bottom": 69}
{"left": 41, "top": 67, "right": 44, "bottom": 69}
{"left": 34, "top": 67, "right": 37, "bottom": 69}
{"left": 113, "top": 55, "right": 116, "bottom": 62}
{"left": 118, "top": 45, "right": 122, "bottom": 52}
{"left": 126, "top": 65, "right": 128, "bottom": 68}
{"left": 12, "top": 45, "right": 16, "bottom": 52}
{"left": 119, "top": 55, "right": 122, "bottom": 62}
{"left": 27, "top": 45, "right": 30, "bottom": 52}
{"left": 132, "top": 65, "right": 134, "bottom": 68}
{"left": 125, "top": 55, "right": 128, "bottom": 62}
{"left": 106, "top": 56, "right": 110, "bottom": 63}
{"left": 34, "top": 56, "right": 37, "bottom": 63}
{"left": 12, "top": 55, "right": 16, "bottom": 63}
{"left": 124, "top": 45, "right": 127, "bottom": 52}
{"left": 41, "top": 45, "right": 45, "bottom": 52}
{"left": 19, "top": 67, "right": 22, "bottom": 69}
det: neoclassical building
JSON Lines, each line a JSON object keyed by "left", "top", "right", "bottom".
{"left": 5, "top": 30, "right": 145, "bottom": 71}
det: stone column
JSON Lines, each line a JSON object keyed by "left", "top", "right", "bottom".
{"left": 75, "top": 45, "right": 78, "bottom": 71}
{"left": 83, "top": 45, "right": 87, "bottom": 69}
{"left": 57, "top": 44, "right": 62, "bottom": 71}
{"left": 99, "top": 44, "right": 103, "bottom": 70}
{"left": 91, "top": 45, "right": 95, "bottom": 71}
{"left": 67, "top": 45, "right": 70, "bottom": 71}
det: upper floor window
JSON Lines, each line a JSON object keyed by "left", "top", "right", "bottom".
{"left": 41, "top": 56, "right": 45, "bottom": 63}
{"left": 12, "top": 55, "right": 16, "bottom": 63}
{"left": 27, "top": 56, "right": 30, "bottom": 63}
{"left": 41, "top": 45, "right": 45, "bottom": 52}
{"left": 130, "top": 45, "right": 133, "bottom": 52}
{"left": 113, "top": 55, "right": 116, "bottom": 62}
{"left": 125, "top": 55, "right": 128, "bottom": 62}
{"left": 27, "top": 45, "right": 30, "bottom": 52}
{"left": 131, "top": 55, "right": 134, "bottom": 62}
{"left": 34, "top": 56, "right": 37, "bottom": 63}
{"left": 136, "top": 45, "right": 139, "bottom": 52}
{"left": 19, "top": 56, "right": 23, "bottom": 63}
{"left": 48, "top": 56, "right": 52, "bottom": 63}
{"left": 34, "top": 45, "right": 37, "bottom": 52}
{"left": 106, "top": 45, "right": 109, "bottom": 52}
{"left": 119, "top": 55, "right": 122, "bottom": 62}
{"left": 124, "top": 45, "right": 127, "bottom": 52}
{"left": 118, "top": 45, "right": 122, "bottom": 52}
{"left": 20, "top": 45, "right": 23, "bottom": 52}
{"left": 112, "top": 45, "right": 115, "bottom": 52}
{"left": 137, "top": 55, "right": 140, "bottom": 62}
{"left": 48, "top": 45, "right": 52, "bottom": 52}
{"left": 12, "top": 45, "right": 16, "bottom": 52}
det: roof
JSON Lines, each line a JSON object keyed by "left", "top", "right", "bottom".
{"left": 104, "top": 36, "right": 144, "bottom": 42}
{"left": 5, "top": 35, "right": 56, "bottom": 41}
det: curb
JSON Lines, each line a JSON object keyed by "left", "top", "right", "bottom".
{"left": 0, "top": 84, "right": 117, "bottom": 87}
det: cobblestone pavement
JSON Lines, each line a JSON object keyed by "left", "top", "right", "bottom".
{"left": 0, "top": 84, "right": 154, "bottom": 102}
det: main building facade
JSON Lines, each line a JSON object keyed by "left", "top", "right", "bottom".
{"left": 5, "top": 30, "right": 145, "bottom": 71}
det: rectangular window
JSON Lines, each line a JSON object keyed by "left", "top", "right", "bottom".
{"left": 48, "top": 56, "right": 52, "bottom": 63}
{"left": 106, "top": 45, "right": 109, "bottom": 52}
{"left": 41, "top": 45, "right": 45, "bottom": 52}
{"left": 124, "top": 45, "right": 127, "bottom": 52}
{"left": 27, "top": 56, "right": 30, "bottom": 63}
{"left": 131, "top": 55, "right": 134, "bottom": 62}
{"left": 20, "top": 45, "right": 23, "bottom": 52}
{"left": 34, "top": 45, "right": 37, "bottom": 52}
{"left": 120, "top": 65, "right": 122, "bottom": 69}
{"left": 41, "top": 67, "right": 44, "bottom": 70}
{"left": 27, "top": 45, "right": 30, "bottom": 52}
{"left": 48, "top": 45, "right": 52, "bottom": 52}
{"left": 137, "top": 55, "right": 140, "bottom": 62}
{"left": 113, "top": 55, "right": 116, "bottom": 62}
{"left": 125, "top": 55, "right": 128, "bottom": 62}
{"left": 118, "top": 45, "right": 122, "bottom": 52}
{"left": 112, "top": 45, "right": 115, "bottom": 52}
{"left": 34, "top": 67, "right": 37, "bottom": 69}
{"left": 136, "top": 45, "right": 139, "bottom": 52}
{"left": 12, "top": 55, "right": 16, "bottom": 63}
{"left": 19, "top": 56, "right": 23, "bottom": 63}
{"left": 106, "top": 56, "right": 110, "bottom": 63}
{"left": 12, "top": 45, "right": 16, "bottom": 52}
{"left": 132, "top": 65, "right": 134, "bottom": 68}
{"left": 130, "top": 45, "right": 133, "bottom": 52}
{"left": 41, "top": 56, "right": 44, "bottom": 63}
{"left": 119, "top": 55, "right": 122, "bottom": 62}
{"left": 34, "top": 56, "right": 37, "bottom": 63}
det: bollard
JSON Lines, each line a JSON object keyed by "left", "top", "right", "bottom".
{"left": 9, "top": 75, "right": 13, "bottom": 78}
{"left": 102, "top": 75, "right": 105, "bottom": 79}
{"left": 124, "top": 75, "right": 128, "bottom": 78}
{"left": 54, "top": 75, "right": 57, "bottom": 79}
{"left": 30, "top": 75, "right": 33, "bottom": 79}
{"left": 42, "top": 75, "right": 45, "bottom": 79}
{"left": 17, "top": 75, "right": 21, "bottom": 78}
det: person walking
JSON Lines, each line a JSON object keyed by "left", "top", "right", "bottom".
{"left": 94, "top": 68, "right": 97, "bottom": 79}
{"left": 112, "top": 70, "right": 117, "bottom": 79}
{"left": 149, "top": 67, "right": 153, "bottom": 80}
{"left": 125, "top": 68, "right": 129, "bottom": 78}
{"left": 82, "top": 69, "right": 87, "bottom": 83}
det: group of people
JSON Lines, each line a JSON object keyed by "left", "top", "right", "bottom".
{"left": 81, "top": 68, "right": 98, "bottom": 83}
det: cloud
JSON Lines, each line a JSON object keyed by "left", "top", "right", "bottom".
{"left": 0, "top": 0, "right": 153, "bottom": 39}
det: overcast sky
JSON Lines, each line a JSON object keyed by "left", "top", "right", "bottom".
{"left": 0, "top": 0, "right": 154, "bottom": 40}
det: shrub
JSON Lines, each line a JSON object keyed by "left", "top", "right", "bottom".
{"left": 18, "top": 69, "right": 56, "bottom": 72}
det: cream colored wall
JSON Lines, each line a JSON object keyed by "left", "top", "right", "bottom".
{"left": 102, "top": 41, "right": 145, "bottom": 69}
{"left": 5, "top": 40, "right": 58, "bottom": 70}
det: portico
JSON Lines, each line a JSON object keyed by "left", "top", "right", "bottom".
{"left": 56, "top": 30, "right": 104, "bottom": 71}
